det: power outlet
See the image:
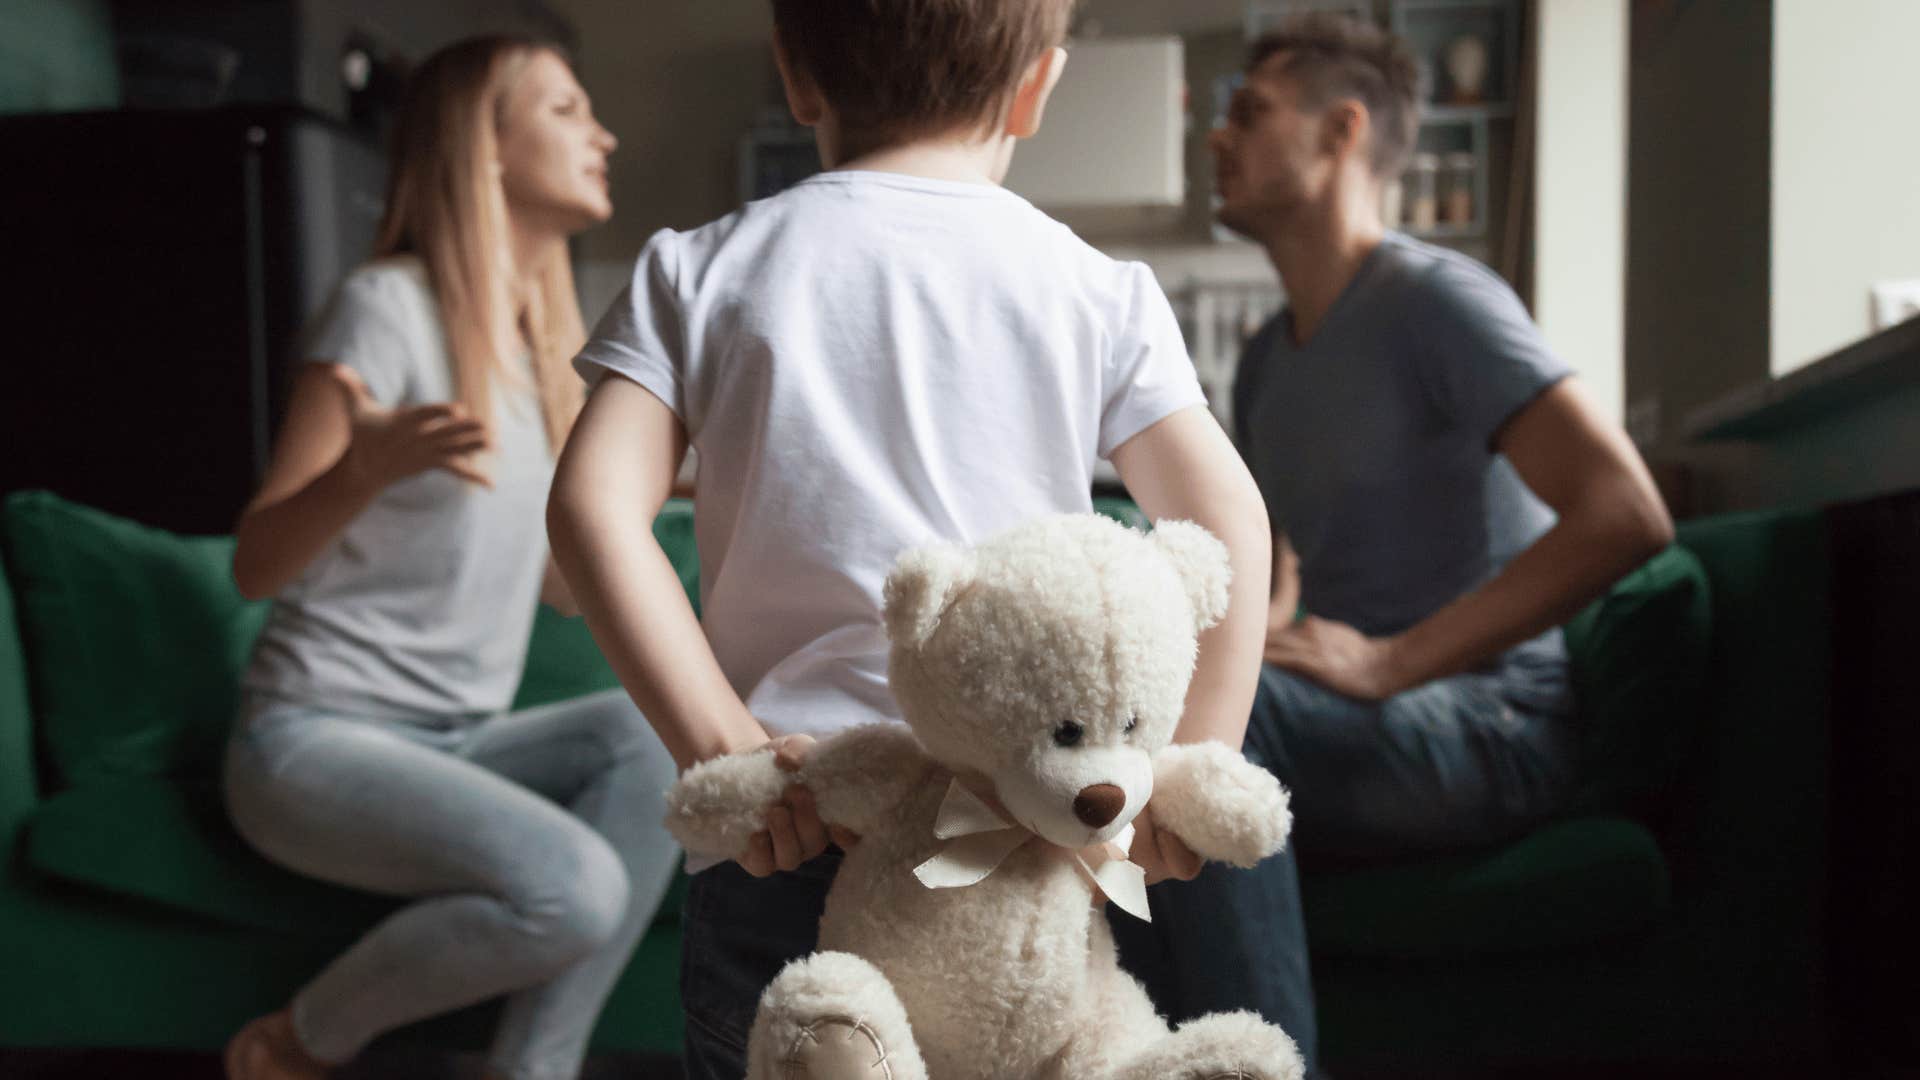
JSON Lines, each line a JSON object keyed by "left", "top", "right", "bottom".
{"left": 1870, "top": 279, "right": 1920, "bottom": 331}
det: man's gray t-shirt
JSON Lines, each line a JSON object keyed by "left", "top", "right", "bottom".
{"left": 244, "top": 255, "right": 555, "bottom": 718}
{"left": 1233, "top": 233, "right": 1572, "bottom": 713}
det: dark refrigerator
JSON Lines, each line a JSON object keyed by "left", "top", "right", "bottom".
{"left": 0, "top": 105, "right": 386, "bottom": 534}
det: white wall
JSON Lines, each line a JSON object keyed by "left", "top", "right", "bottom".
{"left": 549, "top": 4, "right": 1269, "bottom": 318}
{"left": 1532, "top": 0, "right": 1628, "bottom": 423}
{"left": 1770, "top": 0, "right": 1920, "bottom": 375}
{"left": 549, "top": 1, "right": 775, "bottom": 278}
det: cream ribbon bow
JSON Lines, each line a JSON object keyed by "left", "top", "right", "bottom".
{"left": 911, "top": 779, "right": 1153, "bottom": 922}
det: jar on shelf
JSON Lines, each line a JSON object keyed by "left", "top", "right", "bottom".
{"left": 1443, "top": 151, "right": 1476, "bottom": 226}
{"left": 1406, "top": 152, "right": 1439, "bottom": 232}
{"left": 1381, "top": 176, "right": 1405, "bottom": 229}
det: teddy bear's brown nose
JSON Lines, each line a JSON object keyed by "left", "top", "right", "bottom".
{"left": 1073, "top": 784, "right": 1126, "bottom": 829}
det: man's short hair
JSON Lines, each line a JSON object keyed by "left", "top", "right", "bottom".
{"left": 1249, "top": 14, "right": 1424, "bottom": 178}
{"left": 771, "top": 0, "right": 1077, "bottom": 149}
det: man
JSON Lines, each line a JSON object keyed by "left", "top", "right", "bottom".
{"left": 1110, "top": 15, "right": 1673, "bottom": 1073}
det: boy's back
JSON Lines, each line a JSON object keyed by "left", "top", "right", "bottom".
{"left": 576, "top": 170, "right": 1203, "bottom": 737}
{"left": 548, "top": 7, "right": 1273, "bottom": 1073}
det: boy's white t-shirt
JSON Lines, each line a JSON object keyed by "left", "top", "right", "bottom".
{"left": 575, "top": 170, "right": 1206, "bottom": 739}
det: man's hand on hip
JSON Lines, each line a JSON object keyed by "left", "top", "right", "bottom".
{"left": 1265, "top": 614, "right": 1406, "bottom": 702}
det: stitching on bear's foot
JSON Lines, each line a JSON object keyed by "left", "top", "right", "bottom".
{"left": 1200, "top": 1071, "right": 1257, "bottom": 1080}
{"left": 779, "top": 1014, "right": 893, "bottom": 1079}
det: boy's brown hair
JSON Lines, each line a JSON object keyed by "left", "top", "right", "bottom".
{"left": 772, "top": 0, "right": 1076, "bottom": 149}
{"left": 1249, "top": 14, "right": 1424, "bottom": 178}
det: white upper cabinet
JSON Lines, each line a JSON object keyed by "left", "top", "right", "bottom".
{"left": 1003, "top": 36, "right": 1186, "bottom": 210}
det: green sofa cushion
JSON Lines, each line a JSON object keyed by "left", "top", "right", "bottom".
{"left": 514, "top": 607, "right": 625, "bottom": 712}
{"left": 1562, "top": 545, "right": 1714, "bottom": 816}
{"left": 1302, "top": 816, "right": 1671, "bottom": 959}
{"left": 1, "top": 491, "right": 699, "bottom": 783}
{"left": 25, "top": 774, "right": 693, "bottom": 935}
{"left": 653, "top": 498, "right": 701, "bottom": 616}
{"left": 1, "top": 491, "right": 269, "bottom": 786}
{"left": 1092, "top": 495, "right": 1149, "bottom": 530}
{"left": 2, "top": 491, "right": 698, "bottom": 934}
{"left": 25, "top": 775, "right": 398, "bottom": 937}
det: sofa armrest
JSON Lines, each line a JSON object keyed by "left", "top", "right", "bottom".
{"left": 0, "top": 556, "right": 40, "bottom": 858}
{"left": 1667, "top": 507, "right": 1830, "bottom": 1046}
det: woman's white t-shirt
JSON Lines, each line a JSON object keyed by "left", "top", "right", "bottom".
{"left": 245, "top": 255, "right": 555, "bottom": 718}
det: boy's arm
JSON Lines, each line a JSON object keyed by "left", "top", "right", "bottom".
{"left": 546, "top": 377, "right": 768, "bottom": 771}
{"left": 539, "top": 556, "right": 582, "bottom": 617}
{"left": 1111, "top": 405, "right": 1271, "bottom": 883}
{"left": 1110, "top": 405, "right": 1272, "bottom": 750}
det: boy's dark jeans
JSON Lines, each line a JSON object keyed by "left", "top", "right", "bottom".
{"left": 1106, "top": 732, "right": 1321, "bottom": 1070}
{"left": 679, "top": 849, "right": 843, "bottom": 1079}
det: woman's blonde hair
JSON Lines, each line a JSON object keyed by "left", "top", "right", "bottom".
{"left": 373, "top": 35, "right": 585, "bottom": 450}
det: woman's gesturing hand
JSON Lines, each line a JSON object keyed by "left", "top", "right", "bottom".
{"left": 326, "top": 364, "right": 494, "bottom": 491}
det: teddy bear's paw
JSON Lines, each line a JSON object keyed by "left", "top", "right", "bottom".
{"left": 747, "top": 952, "right": 928, "bottom": 1080}
{"left": 775, "top": 1016, "right": 899, "bottom": 1079}
{"left": 1150, "top": 743, "right": 1293, "bottom": 868}
{"left": 1117, "top": 1010, "right": 1304, "bottom": 1080}
{"left": 663, "top": 746, "right": 789, "bottom": 857}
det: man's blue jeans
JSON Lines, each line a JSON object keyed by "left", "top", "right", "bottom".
{"left": 1108, "top": 663, "right": 1579, "bottom": 1074}
{"left": 680, "top": 665, "right": 1578, "bottom": 1079}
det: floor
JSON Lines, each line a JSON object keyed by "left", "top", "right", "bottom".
{"left": 0, "top": 1048, "right": 685, "bottom": 1079}
{"left": 5, "top": 1050, "right": 1912, "bottom": 1079}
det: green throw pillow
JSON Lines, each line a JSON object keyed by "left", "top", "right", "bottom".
{"left": 1, "top": 491, "right": 268, "bottom": 785}
{"left": 1562, "top": 544, "right": 1714, "bottom": 816}
{"left": 513, "top": 606, "right": 624, "bottom": 712}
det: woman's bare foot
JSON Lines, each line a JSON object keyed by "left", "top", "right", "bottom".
{"left": 225, "top": 1009, "right": 331, "bottom": 1079}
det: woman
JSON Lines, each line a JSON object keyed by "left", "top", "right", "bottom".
{"left": 222, "top": 36, "right": 677, "bottom": 1080}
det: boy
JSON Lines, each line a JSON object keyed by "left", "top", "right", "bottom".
{"left": 547, "top": 3, "right": 1273, "bottom": 1076}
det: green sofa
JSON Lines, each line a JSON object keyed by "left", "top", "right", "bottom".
{"left": 0, "top": 491, "right": 694, "bottom": 1058}
{"left": 1305, "top": 507, "right": 1832, "bottom": 1072}
{"left": 0, "top": 491, "right": 1831, "bottom": 1072}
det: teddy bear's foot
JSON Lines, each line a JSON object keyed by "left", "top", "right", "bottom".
{"left": 746, "top": 951, "right": 928, "bottom": 1080}
{"left": 1114, "top": 1010, "right": 1303, "bottom": 1080}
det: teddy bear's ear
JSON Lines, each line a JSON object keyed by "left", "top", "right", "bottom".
{"left": 882, "top": 542, "right": 975, "bottom": 649}
{"left": 1150, "top": 520, "right": 1232, "bottom": 632}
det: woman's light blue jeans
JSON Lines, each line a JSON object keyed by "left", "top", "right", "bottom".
{"left": 224, "top": 688, "right": 680, "bottom": 1080}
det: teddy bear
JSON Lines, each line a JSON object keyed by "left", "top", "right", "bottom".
{"left": 665, "top": 512, "right": 1302, "bottom": 1080}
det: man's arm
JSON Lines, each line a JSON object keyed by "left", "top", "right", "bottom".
{"left": 1277, "top": 379, "right": 1672, "bottom": 700}
{"left": 1395, "top": 378, "right": 1672, "bottom": 685}
{"left": 546, "top": 377, "right": 767, "bottom": 771}
{"left": 1268, "top": 530, "right": 1300, "bottom": 633}
{"left": 1110, "top": 405, "right": 1272, "bottom": 748}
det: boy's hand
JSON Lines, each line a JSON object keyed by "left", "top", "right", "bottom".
{"left": 1127, "top": 802, "right": 1203, "bottom": 886}
{"left": 737, "top": 733, "right": 861, "bottom": 876}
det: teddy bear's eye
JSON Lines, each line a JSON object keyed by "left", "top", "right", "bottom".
{"left": 1123, "top": 715, "right": 1138, "bottom": 736}
{"left": 1052, "top": 722, "right": 1085, "bottom": 748}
